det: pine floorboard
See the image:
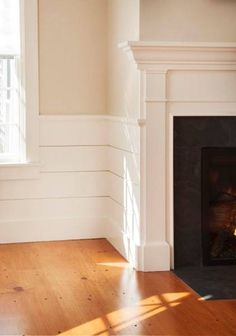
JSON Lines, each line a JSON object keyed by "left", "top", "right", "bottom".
{"left": 0, "top": 238, "right": 235, "bottom": 335}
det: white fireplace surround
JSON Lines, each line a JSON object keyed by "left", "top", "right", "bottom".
{"left": 120, "top": 41, "right": 236, "bottom": 271}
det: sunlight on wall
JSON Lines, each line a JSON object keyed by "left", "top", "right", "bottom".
{"left": 108, "top": 119, "right": 141, "bottom": 268}
{"left": 122, "top": 155, "right": 140, "bottom": 266}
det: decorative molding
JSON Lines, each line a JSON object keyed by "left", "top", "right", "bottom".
{"left": 39, "top": 114, "right": 109, "bottom": 121}
{"left": 104, "top": 115, "right": 140, "bottom": 126}
{"left": 121, "top": 40, "right": 236, "bottom": 271}
{"left": 145, "top": 99, "right": 236, "bottom": 103}
{"left": 120, "top": 41, "right": 236, "bottom": 48}
{"left": 120, "top": 41, "right": 236, "bottom": 70}
{"left": 39, "top": 114, "right": 139, "bottom": 125}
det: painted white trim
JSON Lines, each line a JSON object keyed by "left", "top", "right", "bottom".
{"left": 120, "top": 41, "right": 236, "bottom": 71}
{"left": 106, "top": 218, "right": 169, "bottom": 271}
{"left": 0, "top": 217, "right": 107, "bottom": 243}
{"left": 0, "top": 115, "right": 142, "bottom": 263}
{"left": 0, "top": 171, "right": 109, "bottom": 199}
{"left": 39, "top": 114, "right": 140, "bottom": 125}
{"left": 40, "top": 146, "right": 108, "bottom": 172}
{"left": 120, "top": 41, "right": 236, "bottom": 48}
{"left": 40, "top": 115, "right": 108, "bottom": 147}
{"left": 122, "top": 41, "right": 236, "bottom": 271}
{"left": 0, "top": 116, "right": 141, "bottom": 248}
{"left": 105, "top": 115, "right": 140, "bottom": 126}
{"left": 1, "top": 0, "right": 40, "bottom": 179}
{"left": 140, "top": 242, "right": 170, "bottom": 272}
{"left": 146, "top": 99, "right": 236, "bottom": 103}
{"left": 0, "top": 162, "right": 40, "bottom": 180}
{"left": 39, "top": 114, "right": 109, "bottom": 121}
{"left": 21, "top": 0, "right": 39, "bottom": 163}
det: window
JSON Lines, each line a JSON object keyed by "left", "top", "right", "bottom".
{"left": 0, "top": 0, "right": 39, "bottom": 178}
{"left": 0, "top": 0, "right": 21, "bottom": 162}
{"left": 0, "top": 57, "right": 20, "bottom": 161}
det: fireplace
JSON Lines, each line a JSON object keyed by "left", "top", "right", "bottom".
{"left": 174, "top": 117, "right": 236, "bottom": 269}
{"left": 121, "top": 41, "right": 236, "bottom": 272}
{"left": 202, "top": 147, "right": 236, "bottom": 266}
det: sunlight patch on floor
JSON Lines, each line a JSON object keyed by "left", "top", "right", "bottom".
{"left": 161, "top": 292, "right": 190, "bottom": 302}
{"left": 60, "top": 317, "right": 109, "bottom": 336}
{"left": 59, "top": 292, "right": 191, "bottom": 335}
{"left": 107, "top": 304, "right": 167, "bottom": 332}
{"left": 96, "top": 261, "right": 131, "bottom": 269}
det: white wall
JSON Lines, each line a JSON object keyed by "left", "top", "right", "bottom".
{"left": 107, "top": 0, "right": 140, "bottom": 118}
{"left": 39, "top": 0, "right": 107, "bottom": 115}
{"left": 140, "top": 0, "right": 236, "bottom": 42}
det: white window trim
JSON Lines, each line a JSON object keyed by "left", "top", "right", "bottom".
{"left": 0, "top": 0, "right": 40, "bottom": 179}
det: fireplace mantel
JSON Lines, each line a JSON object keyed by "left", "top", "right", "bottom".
{"left": 121, "top": 42, "right": 236, "bottom": 271}
{"left": 120, "top": 41, "right": 236, "bottom": 70}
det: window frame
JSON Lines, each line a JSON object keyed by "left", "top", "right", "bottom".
{"left": 0, "top": 0, "right": 40, "bottom": 179}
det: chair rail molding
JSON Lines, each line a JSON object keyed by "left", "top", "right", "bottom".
{"left": 121, "top": 41, "right": 236, "bottom": 271}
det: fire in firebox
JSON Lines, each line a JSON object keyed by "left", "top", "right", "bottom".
{"left": 202, "top": 147, "right": 236, "bottom": 265}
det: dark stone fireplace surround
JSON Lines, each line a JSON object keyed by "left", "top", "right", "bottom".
{"left": 174, "top": 116, "right": 236, "bottom": 268}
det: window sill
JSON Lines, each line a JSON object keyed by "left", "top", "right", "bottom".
{"left": 0, "top": 162, "right": 41, "bottom": 180}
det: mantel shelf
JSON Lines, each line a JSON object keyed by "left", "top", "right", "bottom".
{"left": 120, "top": 41, "right": 236, "bottom": 70}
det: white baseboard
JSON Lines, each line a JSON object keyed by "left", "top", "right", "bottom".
{"left": 106, "top": 218, "right": 170, "bottom": 271}
{"left": 0, "top": 217, "right": 107, "bottom": 244}
{"left": 140, "top": 241, "right": 170, "bottom": 271}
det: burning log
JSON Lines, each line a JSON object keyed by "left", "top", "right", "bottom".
{"left": 210, "top": 192, "right": 236, "bottom": 258}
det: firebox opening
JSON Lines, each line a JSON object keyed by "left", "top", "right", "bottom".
{"left": 174, "top": 117, "right": 236, "bottom": 300}
{"left": 202, "top": 147, "right": 236, "bottom": 266}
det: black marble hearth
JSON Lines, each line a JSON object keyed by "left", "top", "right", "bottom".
{"left": 174, "top": 116, "right": 236, "bottom": 300}
{"left": 173, "top": 266, "right": 236, "bottom": 300}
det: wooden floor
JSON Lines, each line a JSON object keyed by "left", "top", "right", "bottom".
{"left": 0, "top": 239, "right": 236, "bottom": 335}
